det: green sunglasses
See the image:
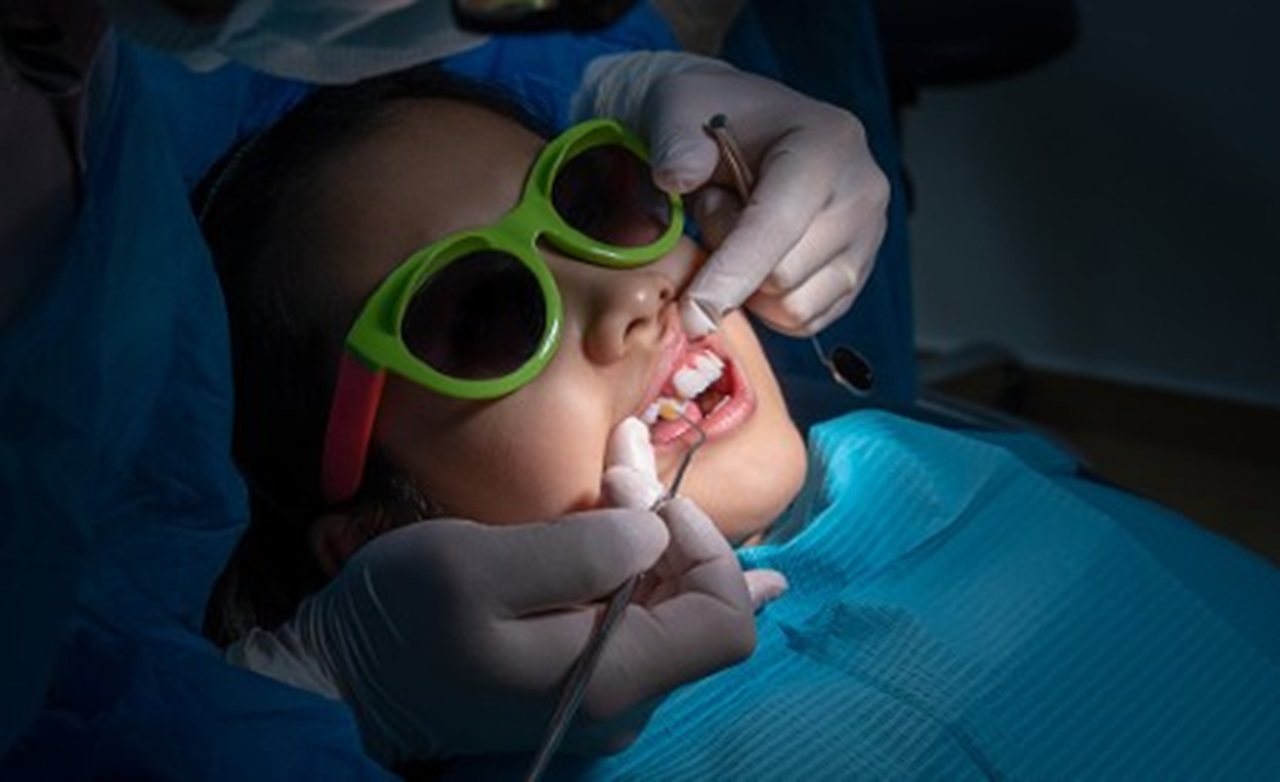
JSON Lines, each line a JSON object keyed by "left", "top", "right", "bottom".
{"left": 323, "top": 118, "right": 685, "bottom": 503}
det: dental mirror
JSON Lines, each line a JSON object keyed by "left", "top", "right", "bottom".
{"left": 812, "top": 336, "right": 875, "bottom": 396}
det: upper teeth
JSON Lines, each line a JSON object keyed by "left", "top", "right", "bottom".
{"left": 640, "top": 350, "right": 727, "bottom": 425}
{"left": 672, "top": 350, "right": 725, "bottom": 400}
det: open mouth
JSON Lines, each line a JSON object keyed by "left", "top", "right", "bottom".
{"left": 638, "top": 333, "right": 756, "bottom": 449}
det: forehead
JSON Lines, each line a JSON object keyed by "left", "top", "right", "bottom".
{"left": 309, "top": 98, "right": 545, "bottom": 312}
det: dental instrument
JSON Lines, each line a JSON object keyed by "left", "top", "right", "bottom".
{"left": 525, "top": 412, "right": 707, "bottom": 782}
{"left": 811, "top": 335, "right": 875, "bottom": 395}
{"left": 704, "top": 113, "right": 755, "bottom": 203}
{"left": 705, "top": 113, "right": 876, "bottom": 397}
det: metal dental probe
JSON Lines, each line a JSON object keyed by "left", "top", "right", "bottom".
{"left": 705, "top": 113, "right": 875, "bottom": 396}
{"left": 704, "top": 113, "right": 755, "bottom": 203}
{"left": 676, "top": 114, "right": 757, "bottom": 332}
{"left": 525, "top": 412, "right": 707, "bottom": 782}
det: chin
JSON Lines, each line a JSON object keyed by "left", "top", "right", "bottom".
{"left": 684, "top": 419, "right": 808, "bottom": 545}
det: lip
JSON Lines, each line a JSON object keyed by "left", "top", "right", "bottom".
{"left": 635, "top": 310, "right": 757, "bottom": 453}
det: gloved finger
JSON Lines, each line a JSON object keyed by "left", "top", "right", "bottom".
{"left": 644, "top": 495, "right": 736, "bottom": 589}
{"left": 581, "top": 497, "right": 755, "bottom": 718}
{"left": 686, "top": 184, "right": 741, "bottom": 249}
{"left": 744, "top": 568, "right": 789, "bottom": 611}
{"left": 562, "top": 696, "right": 659, "bottom": 756}
{"left": 691, "top": 182, "right": 875, "bottom": 306}
{"left": 604, "top": 417, "right": 658, "bottom": 481}
{"left": 482, "top": 509, "right": 669, "bottom": 615}
{"left": 601, "top": 417, "right": 662, "bottom": 509}
{"left": 491, "top": 608, "right": 605, "bottom": 695}
{"left": 744, "top": 252, "right": 870, "bottom": 337}
{"left": 602, "top": 465, "right": 665, "bottom": 511}
{"left": 680, "top": 138, "right": 835, "bottom": 334}
{"left": 648, "top": 121, "right": 723, "bottom": 194}
{"left": 750, "top": 195, "right": 881, "bottom": 298}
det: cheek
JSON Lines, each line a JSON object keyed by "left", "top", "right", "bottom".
{"left": 484, "top": 397, "right": 611, "bottom": 521}
{"left": 680, "top": 417, "right": 807, "bottom": 542}
{"left": 377, "top": 374, "right": 616, "bottom": 524}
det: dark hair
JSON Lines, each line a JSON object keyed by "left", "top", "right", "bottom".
{"left": 198, "top": 65, "right": 553, "bottom": 644}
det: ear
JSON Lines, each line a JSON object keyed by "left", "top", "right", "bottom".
{"left": 308, "top": 511, "right": 371, "bottom": 577}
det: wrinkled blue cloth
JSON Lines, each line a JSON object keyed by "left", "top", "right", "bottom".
{"left": 0, "top": 39, "right": 390, "bottom": 780}
{"left": 456, "top": 411, "right": 1280, "bottom": 779}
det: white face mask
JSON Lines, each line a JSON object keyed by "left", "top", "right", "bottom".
{"left": 106, "top": 0, "right": 487, "bottom": 84}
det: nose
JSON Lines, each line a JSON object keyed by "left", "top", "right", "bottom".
{"left": 554, "top": 252, "right": 687, "bottom": 366}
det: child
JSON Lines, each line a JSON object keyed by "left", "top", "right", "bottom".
{"left": 202, "top": 69, "right": 1280, "bottom": 778}
{"left": 199, "top": 67, "right": 806, "bottom": 639}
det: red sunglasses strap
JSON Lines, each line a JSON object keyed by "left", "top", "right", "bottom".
{"left": 322, "top": 354, "right": 387, "bottom": 505}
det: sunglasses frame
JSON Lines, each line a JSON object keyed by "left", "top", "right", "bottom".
{"left": 323, "top": 118, "right": 684, "bottom": 503}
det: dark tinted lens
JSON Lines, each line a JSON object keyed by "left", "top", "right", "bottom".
{"left": 552, "top": 144, "right": 671, "bottom": 248}
{"left": 401, "top": 251, "right": 546, "bottom": 381}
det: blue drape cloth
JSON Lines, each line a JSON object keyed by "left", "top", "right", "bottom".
{"left": 456, "top": 411, "right": 1280, "bottom": 779}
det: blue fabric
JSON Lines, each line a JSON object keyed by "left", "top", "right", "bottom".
{"left": 725, "top": 0, "right": 918, "bottom": 405}
{"left": 133, "top": 0, "right": 678, "bottom": 192}
{"left": 442, "top": 1, "right": 680, "bottom": 132}
{"left": 454, "top": 411, "right": 1280, "bottom": 780}
{"left": 0, "top": 40, "right": 388, "bottom": 780}
{"left": 133, "top": 48, "right": 314, "bottom": 190}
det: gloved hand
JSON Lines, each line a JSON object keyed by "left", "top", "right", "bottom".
{"left": 603, "top": 417, "right": 788, "bottom": 608}
{"left": 227, "top": 420, "right": 762, "bottom": 767}
{"left": 574, "top": 51, "right": 890, "bottom": 337}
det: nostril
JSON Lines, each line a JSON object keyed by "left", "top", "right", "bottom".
{"left": 580, "top": 264, "right": 681, "bottom": 366}
{"left": 652, "top": 269, "right": 677, "bottom": 304}
{"left": 598, "top": 274, "right": 667, "bottom": 357}
{"left": 622, "top": 284, "right": 667, "bottom": 339}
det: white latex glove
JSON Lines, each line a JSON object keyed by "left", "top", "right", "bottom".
{"left": 574, "top": 51, "right": 890, "bottom": 337}
{"left": 602, "top": 417, "right": 789, "bottom": 609}
{"left": 227, "top": 421, "right": 760, "bottom": 767}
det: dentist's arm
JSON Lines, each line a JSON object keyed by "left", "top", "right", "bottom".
{"left": 227, "top": 507, "right": 756, "bottom": 766}
{"left": 227, "top": 421, "right": 763, "bottom": 767}
{"left": 575, "top": 51, "right": 890, "bottom": 337}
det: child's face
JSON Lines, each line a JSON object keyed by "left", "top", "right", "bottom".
{"left": 309, "top": 99, "right": 807, "bottom": 540}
